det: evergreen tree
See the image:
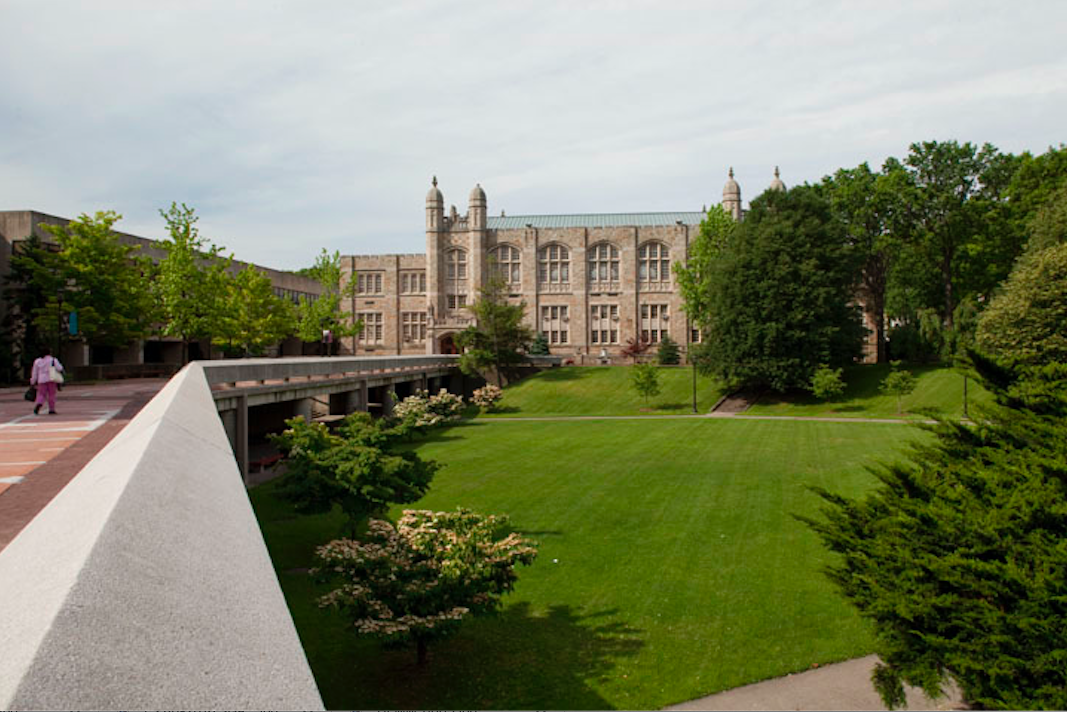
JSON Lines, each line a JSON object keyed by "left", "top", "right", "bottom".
{"left": 656, "top": 334, "right": 680, "bottom": 365}
{"left": 456, "top": 276, "right": 532, "bottom": 385}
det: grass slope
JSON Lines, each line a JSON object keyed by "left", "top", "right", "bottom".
{"left": 485, "top": 366, "right": 725, "bottom": 417}
{"left": 252, "top": 418, "right": 921, "bottom": 710}
{"left": 747, "top": 363, "right": 992, "bottom": 419}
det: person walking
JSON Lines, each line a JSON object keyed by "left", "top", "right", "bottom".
{"left": 30, "top": 347, "right": 64, "bottom": 415}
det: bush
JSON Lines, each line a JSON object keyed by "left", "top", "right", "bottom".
{"left": 802, "top": 357, "right": 1067, "bottom": 710}
{"left": 630, "top": 362, "right": 661, "bottom": 404}
{"left": 392, "top": 388, "right": 464, "bottom": 428}
{"left": 471, "top": 384, "right": 503, "bottom": 410}
{"left": 656, "top": 335, "right": 681, "bottom": 365}
{"left": 880, "top": 367, "right": 917, "bottom": 414}
{"left": 527, "top": 332, "right": 550, "bottom": 355}
{"left": 810, "top": 365, "right": 846, "bottom": 401}
{"left": 316, "top": 508, "right": 538, "bottom": 665}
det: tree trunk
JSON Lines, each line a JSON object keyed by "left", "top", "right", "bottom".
{"left": 416, "top": 638, "right": 428, "bottom": 666}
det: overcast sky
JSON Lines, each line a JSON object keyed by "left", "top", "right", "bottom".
{"left": 2, "top": 0, "right": 1065, "bottom": 271}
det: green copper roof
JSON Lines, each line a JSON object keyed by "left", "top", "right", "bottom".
{"left": 486, "top": 212, "right": 705, "bottom": 230}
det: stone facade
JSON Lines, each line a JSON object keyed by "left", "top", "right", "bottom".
{"left": 340, "top": 171, "right": 844, "bottom": 362}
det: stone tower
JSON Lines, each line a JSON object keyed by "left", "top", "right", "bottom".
{"left": 426, "top": 176, "right": 445, "bottom": 346}
{"left": 722, "top": 167, "right": 742, "bottom": 221}
{"left": 469, "top": 183, "right": 487, "bottom": 294}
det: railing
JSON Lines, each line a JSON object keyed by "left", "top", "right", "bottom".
{"left": 0, "top": 363, "right": 324, "bottom": 710}
{"left": 201, "top": 354, "right": 460, "bottom": 387}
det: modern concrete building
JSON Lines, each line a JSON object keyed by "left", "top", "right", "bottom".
{"left": 338, "top": 170, "right": 864, "bottom": 362}
{"left": 0, "top": 210, "right": 323, "bottom": 373}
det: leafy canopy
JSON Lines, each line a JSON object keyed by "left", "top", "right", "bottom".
{"left": 40, "top": 211, "right": 155, "bottom": 348}
{"left": 802, "top": 355, "right": 1067, "bottom": 710}
{"left": 630, "top": 362, "right": 661, "bottom": 404}
{"left": 295, "top": 249, "right": 361, "bottom": 352}
{"left": 215, "top": 265, "right": 295, "bottom": 356}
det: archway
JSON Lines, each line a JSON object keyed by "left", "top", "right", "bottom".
{"left": 438, "top": 333, "right": 458, "bottom": 355}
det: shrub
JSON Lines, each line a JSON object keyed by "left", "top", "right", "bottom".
{"left": 392, "top": 388, "right": 464, "bottom": 428}
{"left": 316, "top": 508, "right": 538, "bottom": 665}
{"left": 810, "top": 365, "right": 846, "bottom": 401}
{"left": 802, "top": 357, "right": 1067, "bottom": 710}
{"left": 527, "top": 332, "right": 550, "bottom": 355}
{"left": 656, "top": 335, "right": 681, "bottom": 365}
{"left": 880, "top": 367, "right": 917, "bottom": 414}
{"left": 471, "top": 384, "right": 503, "bottom": 410}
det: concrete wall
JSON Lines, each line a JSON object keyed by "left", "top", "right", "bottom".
{"left": 0, "top": 363, "right": 324, "bottom": 711}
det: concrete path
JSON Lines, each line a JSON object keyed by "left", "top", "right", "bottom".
{"left": 666, "top": 655, "right": 965, "bottom": 711}
{"left": 0, "top": 378, "right": 166, "bottom": 551}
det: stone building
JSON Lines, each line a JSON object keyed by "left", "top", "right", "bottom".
{"left": 340, "top": 170, "right": 812, "bottom": 362}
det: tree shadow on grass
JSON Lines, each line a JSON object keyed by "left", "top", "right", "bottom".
{"left": 654, "top": 402, "right": 688, "bottom": 412}
{"left": 317, "top": 602, "right": 644, "bottom": 710}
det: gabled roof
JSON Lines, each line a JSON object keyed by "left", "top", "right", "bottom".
{"left": 486, "top": 212, "right": 705, "bottom": 230}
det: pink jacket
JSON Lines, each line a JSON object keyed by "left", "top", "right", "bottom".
{"left": 30, "top": 356, "right": 63, "bottom": 385}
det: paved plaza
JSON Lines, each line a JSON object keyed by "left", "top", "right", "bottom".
{"left": 0, "top": 378, "right": 166, "bottom": 551}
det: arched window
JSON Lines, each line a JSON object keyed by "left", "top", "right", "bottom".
{"left": 638, "top": 242, "right": 670, "bottom": 283}
{"left": 588, "top": 242, "right": 620, "bottom": 286}
{"left": 538, "top": 244, "right": 570, "bottom": 286}
{"left": 446, "top": 248, "right": 467, "bottom": 280}
{"left": 491, "top": 244, "right": 521, "bottom": 287}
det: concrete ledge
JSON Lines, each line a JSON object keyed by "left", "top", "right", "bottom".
{"left": 0, "top": 363, "right": 324, "bottom": 711}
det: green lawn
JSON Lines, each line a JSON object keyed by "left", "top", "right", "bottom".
{"left": 484, "top": 366, "right": 726, "bottom": 417}
{"left": 251, "top": 417, "right": 922, "bottom": 710}
{"left": 746, "top": 363, "right": 992, "bottom": 419}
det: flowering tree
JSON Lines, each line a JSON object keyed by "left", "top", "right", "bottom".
{"left": 392, "top": 388, "right": 465, "bottom": 428}
{"left": 316, "top": 508, "right": 538, "bottom": 665}
{"left": 471, "top": 384, "right": 503, "bottom": 411}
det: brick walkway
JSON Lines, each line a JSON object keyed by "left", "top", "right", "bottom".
{"left": 0, "top": 378, "right": 167, "bottom": 552}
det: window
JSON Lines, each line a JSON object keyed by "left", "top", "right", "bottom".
{"left": 400, "top": 271, "right": 426, "bottom": 294}
{"left": 691, "top": 328, "right": 702, "bottom": 344}
{"left": 358, "top": 312, "right": 383, "bottom": 345}
{"left": 588, "top": 243, "right": 620, "bottom": 287}
{"left": 402, "top": 312, "right": 428, "bottom": 343}
{"left": 491, "top": 244, "right": 521, "bottom": 287}
{"left": 590, "top": 304, "right": 619, "bottom": 344}
{"left": 638, "top": 242, "right": 670, "bottom": 283}
{"left": 640, "top": 303, "right": 669, "bottom": 343}
{"left": 540, "top": 305, "right": 569, "bottom": 344}
{"left": 447, "top": 294, "right": 467, "bottom": 311}
{"left": 356, "top": 272, "right": 383, "bottom": 295}
{"left": 538, "top": 244, "right": 570, "bottom": 287}
{"left": 446, "top": 248, "right": 467, "bottom": 280}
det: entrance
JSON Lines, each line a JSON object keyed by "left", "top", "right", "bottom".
{"left": 438, "top": 333, "right": 458, "bottom": 355}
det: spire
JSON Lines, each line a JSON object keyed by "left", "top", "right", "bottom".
{"left": 432, "top": 175, "right": 437, "bottom": 187}
{"left": 769, "top": 166, "right": 786, "bottom": 192}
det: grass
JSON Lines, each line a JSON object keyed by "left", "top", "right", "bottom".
{"left": 251, "top": 417, "right": 924, "bottom": 710}
{"left": 483, "top": 365, "right": 726, "bottom": 417}
{"left": 746, "top": 363, "right": 993, "bottom": 419}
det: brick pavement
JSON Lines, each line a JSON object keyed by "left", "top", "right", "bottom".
{"left": 0, "top": 378, "right": 167, "bottom": 552}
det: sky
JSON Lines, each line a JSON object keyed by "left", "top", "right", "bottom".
{"left": 2, "top": 0, "right": 1066, "bottom": 272}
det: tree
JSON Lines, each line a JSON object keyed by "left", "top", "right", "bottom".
{"left": 810, "top": 365, "right": 846, "bottom": 401}
{"left": 455, "top": 275, "right": 532, "bottom": 386}
{"left": 295, "top": 249, "right": 361, "bottom": 355}
{"left": 215, "top": 265, "right": 295, "bottom": 356}
{"left": 656, "top": 335, "right": 680, "bottom": 365}
{"left": 698, "top": 186, "right": 865, "bottom": 392}
{"left": 975, "top": 242, "right": 1067, "bottom": 365}
{"left": 155, "top": 203, "right": 232, "bottom": 364}
{"left": 1, "top": 234, "right": 64, "bottom": 380}
{"left": 880, "top": 367, "right": 917, "bottom": 414}
{"left": 820, "top": 160, "right": 908, "bottom": 363}
{"left": 674, "top": 204, "right": 736, "bottom": 335}
{"left": 801, "top": 356, "right": 1067, "bottom": 710}
{"left": 630, "top": 362, "right": 661, "bottom": 405}
{"left": 620, "top": 336, "right": 651, "bottom": 363}
{"left": 270, "top": 412, "right": 437, "bottom": 527}
{"left": 1023, "top": 178, "right": 1067, "bottom": 256}
{"left": 316, "top": 508, "right": 538, "bottom": 665}
{"left": 40, "top": 211, "right": 155, "bottom": 349}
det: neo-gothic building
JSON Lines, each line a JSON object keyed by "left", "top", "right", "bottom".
{"left": 340, "top": 170, "right": 803, "bottom": 362}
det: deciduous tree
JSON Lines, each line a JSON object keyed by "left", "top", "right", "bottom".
{"left": 295, "top": 249, "right": 361, "bottom": 355}
{"left": 456, "top": 275, "right": 532, "bottom": 385}
{"left": 630, "top": 362, "right": 661, "bottom": 405}
{"left": 215, "top": 265, "right": 295, "bottom": 356}
{"left": 316, "top": 508, "right": 538, "bottom": 665}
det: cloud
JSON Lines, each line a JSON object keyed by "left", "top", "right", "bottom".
{"left": 1, "top": 0, "right": 1065, "bottom": 269}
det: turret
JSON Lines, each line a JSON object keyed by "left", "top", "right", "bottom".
{"left": 768, "top": 166, "right": 786, "bottom": 192}
{"left": 722, "top": 167, "right": 742, "bottom": 221}
{"left": 469, "top": 183, "right": 486, "bottom": 229}
{"left": 426, "top": 176, "right": 444, "bottom": 232}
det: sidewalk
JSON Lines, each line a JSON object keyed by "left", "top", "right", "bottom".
{"left": 666, "top": 655, "right": 965, "bottom": 711}
{"left": 0, "top": 379, "right": 167, "bottom": 551}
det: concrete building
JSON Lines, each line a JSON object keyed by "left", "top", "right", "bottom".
{"left": 340, "top": 170, "right": 840, "bottom": 362}
{"left": 0, "top": 210, "right": 322, "bottom": 373}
